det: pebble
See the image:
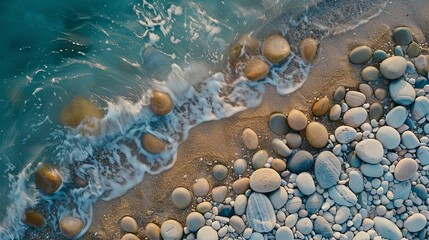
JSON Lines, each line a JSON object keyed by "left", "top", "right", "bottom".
{"left": 404, "top": 213, "right": 426, "bottom": 232}
{"left": 186, "top": 212, "right": 205, "bottom": 232}
{"left": 233, "top": 158, "right": 248, "bottom": 175}
{"left": 376, "top": 126, "right": 400, "bottom": 149}
{"left": 349, "top": 46, "right": 372, "bottom": 64}
{"left": 60, "top": 97, "right": 103, "bottom": 129}
{"left": 345, "top": 91, "right": 366, "bottom": 107}
{"left": 296, "top": 217, "right": 313, "bottom": 235}
{"left": 23, "top": 210, "right": 46, "bottom": 228}
{"left": 415, "top": 55, "right": 429, "bottom": 75}
{"left": 361, "top": 66, "right": 380, "bottom": 81}
{"left": 329, "top": 185, "right": 358, "bottom": 206}
{"left": 262, "top": 35, "right": 291, "bottom": 64}
{"left": 335, "top": 126, "right": 357, "bottom": 144}
{"left": 360, "top": 163, "right": 383, "bottom": 178}
{"left": 374, "top": 88, "right": 387, "bottom": 100}
{"left": 389, "top": 79, "right": 416, "bottom": 105}
{"left": 359, "top": 83, "right": 373, "bottom": 97}
{"left": 385, "top": 106, "right": 407, "bottom": 128}
{"left": 271, "top": 158, "right": 286, "bottom": 172}
{"left": 314, "top": 216, "right": 333, "bottom": 238}
{"left": 299, "top": 38, "right": 318, "bottom": 62}
{"left": 196, "top": 202, "right": 212, "bottom": 214}
{"left": 306, "top": 122, "right": 328, "bottom": 149}
{"left": 329, "top": 104, "right": 342, "bottom": 121}
{"left": 373, "top": 217, "right": 402, "bottom": 240}
{"left": 285, "top": 214, "right": 298, "bottom": 228}
{"left": 288, "top": 150, "right": 314, "bottom": 173}
{"left": 355, "top": 139, "right": 383, "bottom": 164}
{"left": 407, "top": 42, "right": 420, "bottom": 57}
{"left": 369, "top": 103, "right": 384, "bottom": 121}
{"left": 232, "top": 177, "right": 250, "bottom": 194}
{"left": 390, "top": 181, "right": 411, "bottom": 200}
{"left": 412, "top": 184, "right": 428, "bottom": 200}
{"left": 146, "top": 223, "right": 161, "bottom": 240}
{"left": 250, "top": 168, "right": 281, "bottom": 193}
{"left": 349, "top": 170, "right": 364, "bottom": 193}
{"left": 312, "top": 97, "right": 330, "bottom": 116}
{"left": 249, "top": 232, "right": 264, "bottom": 240}
{"left": 380, "top": 56, "right": 407, "bottom": 79}
{"left": 171, "top": 187, "right": 192, "bottom": 209}
{"left": 343, "top": 107, "right": 368, "bottom": 128}
{"left": 315, "top": 151, "right": 341, "bottom": 188}
{"left": 272, "top": 139, "right": 292, "bottom": 157}
{"left": 121, "top": 233, "right": 140, "bottom": 240}
{"left": 401, "top": 130, "right": 420, "bottom": 149}
{"left": 244, "top": 58, "right": 269, "bottom": 81}
{"left": 411, "top": 96, "right": 429, "bottom": 121}
{"left": 212, "top": 186, "right": 228, "bottom": 203}
{"left": 247, "top": 193, "right": 276, "bottom": 232}
{"left": 275, "top": 226, "right": 294, "bottom": 240}
{"left": 286, "top": 197, "right": 302, "bottom": 214}
{"left": 394, "top": 158, "right": 418, "bottom": 181}
{"left": 142, "top": 133, "right": 167, "bottom": 154}
{"left": 192, "top": 178, "right": 210, "bottom": 197}
{"left": 296, "top": 172, "right": 316, "bottom": 195}
{"left": 252, "top": 150, "right": 269, "bottom": 169}
{"left": 394, "top": 45, "right": 404, "bottom": 56}
{"left": 373, "top": 49, "right": 388, "bottom": 63}
{"left": 335, "top": 206, "right": 351, "bottom": 224}
{"left": 287, "top": 109, "right": 307, "bottom": 131}
{"left": 334, "top": 86, "right": 346, "bottom": 101}
{"left": 242, "top": 128, "right": 259, "bottom": 149}
{"left": 417, "top": 146, "right": 429, "bottom": 165}
{"left": 234, "top": 195, "right": 247, "bottom": 215}
{"left": 285, "top": 133, "right": 302, "bottom": 148}
{"left": 59, "top": 216, "right": 84, "bottom": 239}
{"left": 353, "top": 232, "right": 370, "bottom": 240}
{"left": 212, "top": 164, "right": 228, "bottom": 181}
{"left": 150, "top": 91, "right": 174, "bottom": 115}
{"left": 269, "top": 113, "right": 289, "bottom": 135}
{"left": 120, "top": 216, "right": 138, "bottom": 233}
{"left": 196, "top": 226, "right": 218, "bottom": 240}
{"left": 306, "top": 193, "right": 324, "bottom": 214}
{"left": 34, "top": 165, "right": 62, "bottom": 195}
{"left": 393, "top": 27, "right": 413, "bottom": 45}
{"left": 230, "top": 216, "right": 245, "bottom": 234}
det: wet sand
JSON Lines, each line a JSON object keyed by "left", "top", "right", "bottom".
{"left": 85, "top": 0, "right": 429, "bottom": 239}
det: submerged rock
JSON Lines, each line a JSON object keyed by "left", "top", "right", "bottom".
{"left": 35, "top": 165, "right": 62, "bottom": 195}
{"left": 142, "top": 133, "right": 167, "bottom": 154}
{"left": 59, "top": 216, "right": 84, "bottom": 239}
{"left": 262, "top": 35, "right": 291, "bottom": 64}
{"left": 60, "top": 97, "right": 103, "bottom": 131}
{"left": 244, "top": 58, "right": 270, "bottom": 81}
{"left": 23, "top": 210, "right": 46, "bottom": 228}
{"left": 150, "top": 91, "right": 174, "bottom": 116}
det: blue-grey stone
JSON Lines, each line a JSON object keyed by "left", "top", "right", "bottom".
{"left": 411, "top": 96, "right": 429, "bottom": 121}
{"left": 391, "top": 181, "right": 411, "bottom": 200}
{"left": 306, "top": 193, "right": 324, "bottom": 214}
{"left": 360, "top": 163, "right": 383, "bottom": 178}
{"left": 314, "top": 216, "right": 333, "bottom": 238}
{"left": 328, "top": 185, "right": 357, "bottom": 206}
{"left": 412, "top": 184, "right": 428, "bottom": 200}
{"left": 389, "top": 79, "right": 415, "bottom": 105}
{"left": 315, "top": 151, "right": 341, "bottom": 189}
{"left": 288, "top": 151, "right": 314, "bottom": 173}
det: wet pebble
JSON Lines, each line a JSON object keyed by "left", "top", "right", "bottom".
{"left": 150, "top": 91, "right": 174, "bottom": 115}
{"left": 244, "top": 58, "right": 269, "bottom": 81}
{"left": 393, "top": 27, "right": 413, "bottom": 46}
{"left": 196, "top": 226, "right": 218, "bottom": 240}
{"left": 142, "top": 133, "right": 167, "bottom": 154}
{"left": 299, "top": 38, "right": 318, "bottom": 62}
{"left": 59, "top": 216, "right": 84, "bottom": 239}
{"left": 262, "top": 35, "right": 291, "bottom": 64}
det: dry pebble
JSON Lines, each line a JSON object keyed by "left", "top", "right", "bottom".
{"left": 312, "top": 97, "right": 330, "bottom": 116}
{"left": 287, "top": 109, "right": 307, "bottom": 131}
{"left": 120, "top": 216, "right": 138, "bottom": 233}
{"left": 171, "top": 187, "right": 192, "bottom": 209}
{"left": 242, "top": 128, "right": 259, "bottom": 149}
{"left": 145, "top": 223, "right": 161, "bottom": 240}
{"left": 268, "top": 113, "right": 289, "bottom": 135}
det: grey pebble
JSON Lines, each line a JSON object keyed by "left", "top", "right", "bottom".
{"left": 369, "top": 102, "right": 383, "bottom": 121}
{"left": 389, "top": 79, "right": 416, "bottom": 106}
{"left": 287, "top": 150, "right": 314, "bottom": 173}
{"left": 334, "top": 86, "right": 346, "bottom": 101}
{"left": 349, "top": 46, "right": 372, "bottom": 64}
{"left": 385, "top": 106, "right": 407, "bottom": 128}
{"left": 269, "top": 113, "right": 289, "bottom": 135}
{"left": 315, "top": 151, "right": 341, "bottom": 189}
{"left": 328, "top": 185, "right": 357, "bottom": 206}
{"left": 345, "top": 91, "right": 366, "bottom": 107}
{"left": 360, "top": 163, "right": 383, "bottom": 178}
{"left": 343, "top": 107, "right": 368, "bottom": 128}
{"left": 329, "top": 104, "right": 342, "bottom": 121}
{"left": 411, "top": 96, "right": 429, "bottom": 121}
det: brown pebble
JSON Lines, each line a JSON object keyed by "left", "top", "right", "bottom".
{"left": 244, "top": 58, "right": 270, "bottom": 81}
{"left": 60, "top": 97, "right": 103, "bottom": 128}
{"left": 262, "top": 35, "right": 291, "bottom": 64}
{"left": 145, "top": 223, "right": 161, "bottom": 240}
{"left": 359, "top": 84, "right": 373, "bottom": 98}
{"left": 305, "top": 122, "right": 328, "bottom": 149}
{"left": 35, "top": 165, "right": 62, "bottom": 195}
{"left": 312, "top": 97, "right": 330, "bottom": 117}
{"left": 24, "top": 210, "right": 46, "bottom": 228}
{"left": 150, "top": 91, "right": 174, "bottom": 116}
{"left": 232, "top": 177, "right": 250, "bottom": 194}
{"left": 374, "top": 88, "right": 387, "bottom": 100}
{"left": 142, "top": 133, "right": 167, "bottom": 154}
{"left": 73, "top": 176, "right": 88, "bottom": 188}
{"left": 59, "top": 216, "right": 84, "bottom": 239}
{"left": 299, "top": 38, "right": 318, "bottom": 63}
{"left": 271, "top": 158, "right": 287, "bottom": 172}
{"left": 285, "top": 133, "right": 302, "bottom": 149}
{"left": 287, "top": 109, "right": 307, "bottom": 131}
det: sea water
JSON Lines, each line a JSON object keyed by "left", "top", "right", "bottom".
{"left": 0, "top": 0, "right": 387, "bottom": 239}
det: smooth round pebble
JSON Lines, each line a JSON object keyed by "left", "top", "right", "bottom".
{"left": 329, "top": 104, "right": 342, "bottom": 121}
{"left": 393, "top": 27, "right": 413, "bottom": 46}
{"left": 186, "top": 212, "right": 205, "bottom": 232}
{"left": 335, "top": 126, "right": 357, "bottom": 144}
{"left": 142, "top": 133, "right": 167, "bottom": 154}
{"left": 230, "top": 216, "right": 245, "bottom": 234}
{"left": 299, "top": 38, "right": 318, "bottom": 63}
{"left": 232, "top": 177, "right": 250, "bottom": 194}
{"left": 59, "top": 216, "right": 84, "bottom": 239}
{"left": 244, "top": 58, "right": 269, "bottom": 81}
{"left": 355, "top": 139, "right": 383, "bottom": 164}
{"left": 145, "top": 223, "right": 161, "bottom": 240}
{"left": 296, "top": 218, "right": 313, "bottom": 235}
{"left": 373, "top": 217, "right": 402, "bottom": 240}
{"left": 150, "top": 91, "right": 174, "bottom": 115}
{"left": 373, "top": 49, "right": 388, "bottom": 63}
{"left": 234, "top": 158, "right": 248, "bottom": 175}
{"left": 262, "top": 35, "right": 291, "bottom": 63}
{"left": 250, "top": 168, "right": 281, "bottom": 193}
{"left": 288, "top": 151, "right": 314, "bottom": 173}
{"left": 374, "top": 88, "right": 387, "bottom": 100}
{"left": 380, "top": 56, "right": 407, "bottom": 80}
{"left": 269, "top": 113, "right": 289, "bottom": 135}
{"left": 376, "top": 126, "right": 400, "bottom": 150}
{"left": 389, "top": 79, "right": 416, "bottom": 105}
{"left": 305, "top": 122, "right": 328, "bottom": 149}
{"left": 349, "top": 46, "right": 372, "bottom": 64}
{"left": 312, "top": 97, "right": 330, "bottom": 117}
{"left": 171, "top": 187, "right": 192, "bottom": 209}
{"left": 394, "top": 158, "right": 418, "bottom": 181}
{"left": 271, "top": 158, "right": 286, "bottom": 172}
{"left": 242, "top": 128, "right": 259, "bottom": 149}
{"left": 296, "top": 172, "right": 315, "bottom": 195}
{"left": 287, "top": 109, "right": 307, "bottom": 131}
{"left": 345, "top": 91, "right": 366, "bottom": 107}
{"left": 120, "top": 216, "right": 138, "bottom": 233}
{"left": 343, "top": 107, "right": 368, "bottom": 128}
{"left": 334, "top": 86, "right": 346, "bottom": 101}
{"left": 212, "top": 186, "right": 228, "bottom": 203}
{"left": 275, "top": 226, "right": 294, "bottom": 240}
{"left": 192, "top": 178, "right": 210, "bottom": 197}
{"left": 359, "top": 84, "right": 373, "bottom": 97}
{"left": 121, "top": 233, "right": 140, "bottom": 240}
{"left": 161, "top": 220, "right": 183, "bottom": 240}
{"left": 361, "top": 66, "right": 380, "bottom": 81}
{"left": 385, "top": 106, "right": 407, "bottom": 128}
{"left": 212, "top": 164, "right": 228, "bottom": 181}
{"left": 404, "top": 213, "right": 426, "bottom": 232}
{"left": 369, "top": 102, "right": 383, "bottom": 121}
{"left": 252, "top": 150, "right": 269, "bottom": 169}
{"left": 285, "top": 133, "right": 302, "bottom": 148}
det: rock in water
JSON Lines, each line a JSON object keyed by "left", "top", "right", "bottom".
{"left": 142, "top": 133, "right": 167, "bottom": 154}
{"left": 244, "top": 58, "right": 269, "bottom": 81}
{"left": 299, "top": 38, "right": 318, "bottom": 63}
{"left": 246, "top": 193, "right": 276, "bottom": 233}
{"left": 60, "top": 97, "right": 103, "bottom": 134}
{"left": 35, "top": 165, "right": 62, "bottom": 195}
{"left": 161, "top": 220, "right": 183, "bottom": 240}
{"left": 305, "top": 122, "right": 328, "bottom": 149}
{"left": 262, "top": 35, "right": 291, "bottom": 63}
{"left": 380, "top": 56, "right": 407, "bottom": 79}
{"left": 24, "top": 210, "right": 46, "bottom": 228}
{"left": 150, "top": 91, "right": 174, "bottom": 115}
{"left": 373, "top": 217, "right": 402, "bottom": 240}
{"left": 59, "top": 216, "right": 84, "bottom": 239}
{"left": 315, "top": 151, "right": 341, "bottom": 188}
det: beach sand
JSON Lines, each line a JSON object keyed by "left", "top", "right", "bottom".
{"left": 84, "top": 0, "right": 429, "bottom": 239}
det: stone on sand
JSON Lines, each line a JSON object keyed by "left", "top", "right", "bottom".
{"left": 349, "top": 46, "right": 372, "bottom": 64}
{"left": 120, "top": 216, "right": 138, "bottom": 233}
{"left": 287, "top": 109, "right": 307, "bottom": 131}
{"left": 171, "top": 187, "right": 192, "bottom": 209}
{"left": 242, "top": 128, "right": 259, "bottom": 149}
{"left": 161, "top": 220, "right": 183, "bottom": 240}
{"left": 59, "top": 216, "right": 84, "bottom": 239}
{"left": 299, "top": 38, "right": 318, "bottom": 63}
{"left": 262, "top": 35, "right": 291, "bottom": 63}
{"left": 305, "top": 122, "right": 328, "bottom": 149}
{"left": 145, "top": 223, "right": 161, "bottom": 240}
{"left": 142, "top": 133, "right": 167, "bottom": 154}
{"left": 312, "top": 97, "right": 330, "bottom": 117}
{"left": 269, "top": 113, "right": 289, "bottom": 135}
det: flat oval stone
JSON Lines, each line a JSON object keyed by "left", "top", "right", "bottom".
{"left": 275, "top": 226, "right": 294, "bottom": 239}
{"left": 186, "top": 212, "right": 205, "bottom": 232}
{"left": 314, "top": 216, "right": 333, "bottom": 238}
{"left": 329, "top": 185, "right": 357, "bottom": 206}
{"left": 272, "top": 139, "right": 292, "bottom": 157}
{"left": 287, "top": 109, "right": 307, "bottom": 131}
{"left": 252, "top": 150, "right": 269, "bottom": 169}
{"left": 269, "top": 113, "right": 289, "bottom": 135}
{"left": 288, "top": 151, "right": 314, "bottom": 173}
{"left": 192, "top": 178, "right": 210, "bottom": 197}
{"left": 404, "top": 213, "right": 426, "bottom": 232}
{"left": 349, "top": 46, "right": 372, "bottom": 64}
{"left": 386, "top": 106, "right": 407, "bottom": 128}
{"left": 343, "top": 107, "right": 368, "bottom": 128}
{"left": 376, "top": 126, "right": 400, "bottom": 150}
{"left": 355, "top": 139, "right": 383, "bottom": 164}
{"left": 120, "top": 216, "right": 138, "bottom": 233}
{"left": 390, "top": 181, "right": 411, "bottom": 200}
{"left": 271, "top": 158, "right": 286, "bottom": 172}
{"left": 35, "top": 166, "right": 62, "bottom": 195}
{"left": 412, "top": 184, "right": 428, "bottom": 200}
{"left": 262, "top": 35, "right": 291, "bottom": 64}
{"left": 234, "top": 158, "right": 248, "bottom": 175}
{"left": 296, "top": 218, "right": 313, "bottom": 235}
{"left": 250, "top": 168, "right": 281, "bottom": 193}
{"left": 24, "top": 210, "right": 46, "bottom": 228}
{"left": 335, "top": 126, "right": 357, "bottom": 144}
{"left": 212, "top": 186, "right": 228, "bottom": 203}
{"left": 234, "top": 195, "right": 247, "bottom": 215}
{"left": 380, "top": 56, "right": 407, "bottom": 79}
{"left": 197, "top": 226, "right": 218, "bottom": 240}
{"left": 171, "top": 187, "right": 192, "bottom": 209}
{"left": 393, "top": 27, "right": 413, "bottom": 46}
{"left": 389, "top": 79, "right": 416, "bottom": 105}
{"left": 401, "top": 130, "right": 420, "bottom": 149}
{"left": 232, "top": 177, "right": 250, "bottom": 194}
{"left": 359, "top": 84, "right": 373, "bottom": 97}
{"left": 142, "top": 133, "right": 167, "bottom": 154}
{"left": 306, "top": 122, "right": 328, "bottom": 149}
{"left": 121, "top": 233, "right": 140, "bottom": 240}
{"left": 335, "top": 206, "right": 351, "bottom": 224}
{"left": 244, "top": 58, "right": 269, "bottom": 81}
{"left": 150, "top": 91, "right": 174, "bottom": 115}
{"left": 145, "top": 223, "right": 161, "bottom": 240}
{"left": 411, "top": 96, "right": 429, "bottom": 121}
{"left": 394, "top": 158, "right": 418, "bottom": 181}
{"left": 374, "top": 88, "right": 388, "bottom": 100}
{"left": 247, "top": 193, "right": 276, "bottom": 232}
{"left": 268, "top": 186, "right": 288, "bottom": 209}
{"left": 59, "top": 216, "right": 84, "bottom": 239}
{"left": 345, "top": 91, "right": 366, "bottom": 107}
{"left": 349, "top": 170, "right": 364, "bottom": 193}
{"left": 361, "top": 66, "right": 380, "bottom": 81}
{"left": 329, "top": 104, "right": 341, "bottom": 121}
{"left": 315, "top": 151, "right": 341, "bottom": 189}
{"left": 417, "top": 146, "right": 429, "bottom": 166}
{"left": 369, "top": 102, "right": 384, "bottom": 121}
{"left": 373, "top": 217, "right": 402, "bottom": 240}
{"left": 242, "top": 128, "right": 259, "bottom": 150}
{"left": 285, "top": 197, "right": 302, "bottom": 214}
{"left": 312, "top": 97, "right": 330, "bottom": 117}
{"left": 306, "top": 193, "right": 323, "bottom": 214}
{"left": 360, "top": 163, "right": 383, "bottom": 178}
{"left": 230, "top": 216, "right": 245, "bottom": 234}
{"left": 407, "top": 42, "right": 420, "bottom": 58}
{"left": 196, "top": 202, "right": 212, "bottom": 214}
{"left": 373, "top": 49, "right": 388, "bottom": 63}
{"left": 299, "top": 38, "right": 318, "bottom": 63}
{"left": 353, "top": 232, "right": 370, "bottom": 240}
{"left": 414, "top": 55, "right": 429, "bottom": 76}
{"left": 334, "top": 86, "right": 346, "bottom": 101}
{"left": 285, "top": 133, "right": 302, "bottom": 149}
{"left": 296, "top": 172, "right": 316, "bottom": 195}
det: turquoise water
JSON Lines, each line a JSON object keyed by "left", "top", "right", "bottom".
{"left": 0, "top": 0, "right": 388, "bottom": 239}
